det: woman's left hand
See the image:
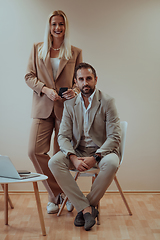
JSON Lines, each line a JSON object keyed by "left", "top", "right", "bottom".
{"left": 62, "top": 89, "right": 76, "bottom": 100}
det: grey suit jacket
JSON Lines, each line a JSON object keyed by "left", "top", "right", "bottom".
{"left": 58, "top": 89, "right": 121, "bottom": 158}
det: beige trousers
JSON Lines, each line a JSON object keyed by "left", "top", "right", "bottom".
{"left": 28, "top": 110, "right": 62, "bottom": 204}
{"left": 49, "top": 149, "right": 119, "bottom": 212}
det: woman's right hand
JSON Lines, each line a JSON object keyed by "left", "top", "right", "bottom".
{"left": 41, "top": 86, "right": 61, "bottom": 101}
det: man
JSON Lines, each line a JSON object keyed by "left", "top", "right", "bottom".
{"left": 48, "top": 62, "right": 121, "bottom": 231}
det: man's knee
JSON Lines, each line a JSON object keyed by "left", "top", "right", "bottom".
{"left": 48, "top": 152, "right": 60, "bottom": 174}
{"left": 48, "top": 151, "right": 67, "bottom": 177}
{"left": 100, "top": 153, "right": 119, "bottom": 172}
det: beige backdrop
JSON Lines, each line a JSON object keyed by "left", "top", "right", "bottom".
{"left": 0, "top": 0, "right": 160, "bottom": 192}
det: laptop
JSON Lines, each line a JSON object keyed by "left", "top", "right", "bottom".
{"left": 0, "top": 155, "right": 40, "bottom": 180}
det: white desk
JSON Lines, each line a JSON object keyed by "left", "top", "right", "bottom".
{"left": 0, "top": 173, "right": 48, "bottom": 236}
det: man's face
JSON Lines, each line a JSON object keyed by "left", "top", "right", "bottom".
{"left": 75, "top": 68, "right": 97, "bottom": 97}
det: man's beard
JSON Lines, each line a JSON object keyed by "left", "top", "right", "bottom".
{"left": 80, "top": 85, "right": 95, "bottom": 97}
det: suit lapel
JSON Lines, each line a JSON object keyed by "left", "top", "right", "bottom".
{"left": 88, "top": 90, "right": 101, "bottom": 131}
{"left": 74, "top": 95, "right": 83, "bottom": 138}
{"left": 44, "top": 47, "right": 74, "bottom": 81}
{"left": 44, "top": 51, "right": 54, "bottom": 82}
{"left": 56, "top": 47, "right": 74, "bottom": 80}
{"left": 43, "top": 51, "right": 68, "bottom": 83}
{"left": 56, "top": 57, "right": 68, "bottom": 80}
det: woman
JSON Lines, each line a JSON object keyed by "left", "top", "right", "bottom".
{"left": 25, "top": 10, "right": 82, "bottom": 214}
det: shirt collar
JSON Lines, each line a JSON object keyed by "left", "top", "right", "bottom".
{"left": 80, "top": 88, "right": 97, "bottom": 104}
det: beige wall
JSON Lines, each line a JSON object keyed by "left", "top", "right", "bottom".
{"left": 0, "top": 0, "right": 160, "bottom": 192}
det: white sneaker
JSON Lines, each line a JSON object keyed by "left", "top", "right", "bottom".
{"left": 47, "top": 202, "right": 59, "bottom": 214}
{"left": 60, "top": 193, "right": 74, "bottom": 212}
{"left": 66, "top": 199, "right": 74, "bottom": 212}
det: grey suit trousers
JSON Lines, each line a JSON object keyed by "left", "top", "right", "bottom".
{"left": 49, "top": 148, "right": 119, "bottom": 213}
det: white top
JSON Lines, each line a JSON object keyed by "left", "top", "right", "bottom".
{"left": 50, "top": 58, "right": 60, "bottom": 80}
{"left": 79, "top": 89, "right": 98, "bottom": 149}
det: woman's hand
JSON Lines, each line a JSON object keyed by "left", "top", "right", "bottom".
{"left": 42, "top": 87, "right": 61, "bottom": 101}
{"left": 62, "top": 89, "right": 76, "bottom": 100}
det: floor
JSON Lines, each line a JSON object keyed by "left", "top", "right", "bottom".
{"left": 0, "top": 192, "right": 160, "bottom": 240}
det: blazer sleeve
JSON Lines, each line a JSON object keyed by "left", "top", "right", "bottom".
{"left": 96, "top": 98, "right": 121, "bottom": 157}
{"left": 58, "top": 102, "right": 77, "bottom": 157}
{"left": 25, "top": 44, "right": 45, "bottom": 97}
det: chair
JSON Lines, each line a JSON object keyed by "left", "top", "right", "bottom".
{"left": 57, "top": 121, "right": 132, "bottom": 221}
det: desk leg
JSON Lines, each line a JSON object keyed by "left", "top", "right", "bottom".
{"left": 1, "top": 184, "right": 14, "bottom": 209}
{"left": 4, "top": 184, "right": 8, "bottom": 225}
{"left": 33, "top": 182, "right": 46, "bottom": 236}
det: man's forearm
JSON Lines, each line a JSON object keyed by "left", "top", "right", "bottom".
{"left": 69, "top": 154, "right": 78, "bottom": 164}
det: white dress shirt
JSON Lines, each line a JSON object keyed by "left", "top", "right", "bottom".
{"left": 79, "top": 89, "right": 98, "bottom": 149}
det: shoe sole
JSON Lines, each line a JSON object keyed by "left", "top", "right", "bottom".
{"left": 74, "top": 222, "right": 85, "bottom": 227}
{"left": 47, "top": 211, "right": 59, "bottom": 214}
{"left": 47, "top": 208, "right": 59, "bottom": 214}
{"left": 74, "top": 219, "right": 85, "bottom": 227}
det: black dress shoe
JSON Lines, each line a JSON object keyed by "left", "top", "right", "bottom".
{"left": 74, "top": 211, "right": 85, "bottom": 227}
{"left": 83, "top": 206, "right": 99, "bottom": 231}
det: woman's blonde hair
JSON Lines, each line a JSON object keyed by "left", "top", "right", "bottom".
{"left": 38, "top": 10, "right": 72, "bottom": 61}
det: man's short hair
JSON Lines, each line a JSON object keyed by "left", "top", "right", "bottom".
{"left": 74, "top": 62, "right": 97, "bottom": 79}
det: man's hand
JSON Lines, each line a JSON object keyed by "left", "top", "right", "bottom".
{"left": 78, "top": 156, "right": 96, "bottom": 170}
{"left": 69, "top": 154, "right": 90, "bottom": 172}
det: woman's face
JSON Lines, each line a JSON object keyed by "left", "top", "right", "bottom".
{"left": 50, "top": 15, "right": 65, "bottom": 40}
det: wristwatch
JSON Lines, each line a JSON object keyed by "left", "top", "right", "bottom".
{"left": 93, "top": 154, "right": 101, "bottom": 163}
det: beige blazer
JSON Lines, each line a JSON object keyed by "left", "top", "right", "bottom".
{"left": 58, "top": 89, "right": 121, "bottom": 158}
{"left": 25, "top": 43, "right": 82, "bottom": 120}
